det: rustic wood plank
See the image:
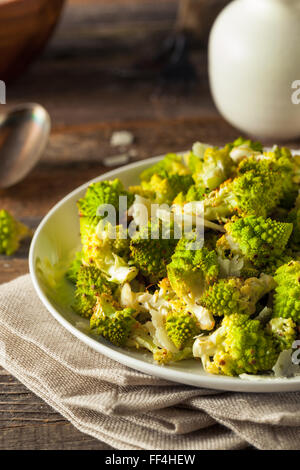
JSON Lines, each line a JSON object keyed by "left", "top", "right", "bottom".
{"left": 0, "top": 259, "right": 29, "bottom": 283}
{"left": 0, "top": 371, "right": 113, "bottom": 449}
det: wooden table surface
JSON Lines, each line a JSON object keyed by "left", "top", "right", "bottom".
{"left": 0, "top": 0, "right": 299, "bottom": 450}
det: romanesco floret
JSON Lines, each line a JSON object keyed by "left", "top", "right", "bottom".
{"left": 192, "top": 146, "right": 236, "bottom": 191}
{"left": 165, "top": 300, "right": 200, "bottom": 350}
{"left": 80, "top": 217, "right": 117, "bottom": 261}
{"left": 287, "top": 204, "right": 300, "bottom": 249}
{"left": 73, "top": 265, "right": 116, "bottom": 318}
{"left": 90, "top": 293, "right": 176, "bottom": 364}
{"left": 79, "top": 218, "right": 137, "bottom": 284}
{"left": 183, "top": 151, "right": 203, "bottom": 174}
{"left": 266, "top": 317, "right": 297, "bottom": 352}
{"left": 243, "top": 148, "right": 297, "bottom": 209}
{"left": 138, "top": 173, "right": 194, "bottom": 205}
{"left": 66, "top": 251, "right": 83, "bottom": 284}
{"left": 263, "top": 252, "right": 294, "bottom": 275}
{"left": 185, "top": 184, "right": 206, "bottom": 202}
{"left": 167, "top": 237, "right": 219, "bottom": 299}
{"left": 199, "top": 274, "right": 276, "bottom": 317}
{"left": 0, "top": 210, "right": 32, "bottom": 256}
{"left": 218, "top": 216, "right": 293, "bottom": 267}
{"left": 172, "top": 184, "right": 207, "bottom": 207}
{"left": 167, "top": 237, "right": 219, "bottom": 330}
{"left": 230, "top": 137, "right": 263, "bottom": 154}
{"left": 90, "top": 293, "right": 137, "bottom": 346}
{"left": 78, "top": 179, "right": 133, "bottom": 221}
{"left": 193, "top": 314, "right": 279, "bottom": 376}
{"left": 130, "top": 221, "right": 178, "bottom": 283}
{"left": 95, "top": 221, "right": 130, "bottom": 259}
{"left": 202, "top": 164, "right": 283, "bottom": 221}
{"left": 273, "top": 261, "right": 300, "bottom": 323}
{"left": 140, "top": 153, "right": 190, "bottom": 182}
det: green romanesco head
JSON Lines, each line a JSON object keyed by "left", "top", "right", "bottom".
{"left": 172, "top": 184, "right": 206, "bottom": 206}
{"left": 200, "top": 274, "right": 276, "bottom": 317}
{"left": 0, "top": 210, "right": 32, "bottom": 256}
{"left": 273, "top": 261, "right": 300, "bottom": 324}
{"left": 200, "top": 278, "right": 247, "bottom": 317}
{"left": 140, "top": 153, "right": 190, "bottom": 182}
{"left": 95, "top": 221, "right": 130, "bottom": 259}
{"left": 237, "top": 154, "right": 296, "bottom": 210}
{"left": 165, "top": 300, "right": 200, "bottom": 350}
{"left": 193, "top": 146, "right": 235, "bottom": 191}
{"left": 287, "top": 207, "right": 300, "bottom": 249}
{"left": 139, "top": 173, "right": 194, "bottom": 205}
{"left": 90, "top": 293, "right": 137, "bottom": 346}
{"left": 78, "top": 179, "right": 133, "bottom": 221}
{"left": 167, "top": 237, "right": 219, "bottom": 301}
{"left": 202, "top": 164, "right": 283, "bottom": 221}
{"left": 229, "top": 137, "right": 263, "bottom": 153}
{"left": 266, "top": 317, "right": 297, "bottom": 352}
{"left": 90, "top": 294, "right": 179, "bottom": 362}
{"left": 183, "top": 150, "right": 204, "bottom": 174}
{"left": 80, "top": 218, "right": 129, "bottom": 262}
{"left": 185, "top": 184, "right": 206, "bottom": 202}
{"left": 258, "top": 147, "right": 297, "bottom": 208}
{"left": 130, "top": 221, "right": 178, "bottom": 283}
{"left": 193, "top": 313, "right": 279, "bottom": 376}
{"left": 153, "top": 345, "right": 193, "bottom": 364}
{"left": 232, "top": 165, "right": 283, "bottom": 218}
{"left": 66, "top": 251, "right": 83, "bottom": 284}
{"left": 79, "top": 218, "right": 137, "bottom": 284}
{"left": 224, "top": 216, "right": 293, "bottom": 267}
{"left": 73, "top": 265, "right": 115, "bottom": 318}
{"left": 263, "top": 251, "right": 294, "bottom": 275}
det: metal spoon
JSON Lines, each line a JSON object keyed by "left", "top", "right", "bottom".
{"left": 0, "top": 103, "right": 51, "bottom": 188}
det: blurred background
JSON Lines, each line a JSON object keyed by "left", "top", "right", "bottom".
{"left": 2, "top": 0, "right": 229, "bottom": 125}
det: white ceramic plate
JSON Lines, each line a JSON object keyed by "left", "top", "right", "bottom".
{"left": 29, "top": 154, "right": 300, "bottom": 393}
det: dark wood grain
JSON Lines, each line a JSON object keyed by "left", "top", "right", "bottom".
{"left": 0, "top": 0, "right": 298, "bottom": 450}
{"left": 0, "top": 0, "right": 65, "bottom": 81}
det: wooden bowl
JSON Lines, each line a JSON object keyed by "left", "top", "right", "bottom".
{"left": 0, "top": 0, "right": 65, "bottom": 81}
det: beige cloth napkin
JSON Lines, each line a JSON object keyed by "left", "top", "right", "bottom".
{"left": 0, "top": 275, "right": 300, "bottom": 450}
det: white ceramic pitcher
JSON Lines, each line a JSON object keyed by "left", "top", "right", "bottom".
{"left": 209, "top": 0, "right": 300, "bottom": 140}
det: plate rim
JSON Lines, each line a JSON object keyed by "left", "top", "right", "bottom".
{"left": 29, "top": 151, "right": 300, "bottom": 393}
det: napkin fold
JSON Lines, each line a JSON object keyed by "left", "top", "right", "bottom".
{"left": 0, "top": 275, "right": 299, "bottom": 450}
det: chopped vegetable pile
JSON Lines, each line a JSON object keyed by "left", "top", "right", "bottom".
{"left": 66, "top": 138, "right": 300, "bottom": 377}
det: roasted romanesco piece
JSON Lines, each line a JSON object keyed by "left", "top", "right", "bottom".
{"left": 133, "top": 173, "right": 194, "bottom": 205}
{"left": 193, "top": 314, "right": 279, "bottom": 376}
{"left": 90, "top": 293, "right": 179, "bottom": 364}
{"left": 217, "top": 216, "right": 293, "bottom": 268}
{"left": 165, "top": 299, "right": 201, "bottom": 350}
{"left": 202, "top": 159, "right": 284, "bottom": 221}
{"left": 273, "top": 261, "right": 300, "bottom": 324}
{"left": 130, "top": 221, "right": 178, "bottom": 283}
{"left": 78, "top": 179, "right": 133, "bottom": 221}
{"left": 199, "top": 274, "right": 276, "bottom": 317}
{"left": 287, "top": 195, "right": 300, "bottom": 249}
{"left": 73, "top": 265, "right": 116, "bottom": 318}
{"left": 192, "top": 146, "right": 236, "bottom": 192}
{"left": 167, "top": 237, "right": 219, "bottom": 330}
{"left": 0, "top": 210, "right": 32, "bottom": 256}
{"left": 80, "top": 218, "right": 137, "bottom": 284}
{"left": 266, "top": 317, "right": 297, "bottom": 352}
{"left": 66, "top": 251, "right": 83, "bottom": 284}
{"left": 140, "top": 153, "right": 190, "bottom": 182}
